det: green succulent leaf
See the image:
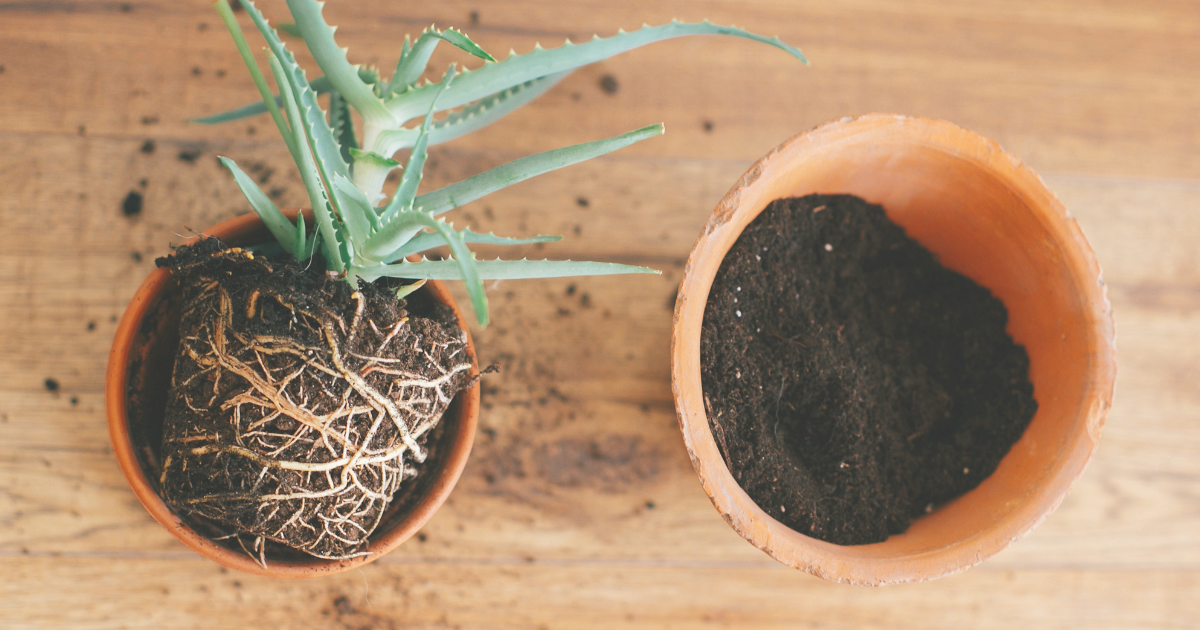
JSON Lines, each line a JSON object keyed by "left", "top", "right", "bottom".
{"left": 205, "top": 2, "right": 794, "bottom": 314}
{"left": 393, "top": 278, "right": 426, "bottom": 300}
{"left": 276, "top": 21, "right": 302, "bottom": 38}
{"left": 358, "top": 210, "right": 436, "bottom": 262}
{"left": 331, "top": 174, "right": 377, "bottom": 245}
{"left": 383, "top": 229, "right": 561, "bottom": 263}
{"left": 415, "top": 123, "right": 663, "bottom": 217}
{"left": 437, "top": 28, "right": 496, "bottom": 63}
{"left": 218, "top": 156, "right": 299, "bottom": 256}
{"left": 376, "top": 72, "right": 568, "bottom": 156}
{"left": 328, "top": 91, "right": 358, "bottom": 164}
{"left": 389, "top": 27, "right": 495, "bottom": 95}
{"left": 349, "top": 210, "right": 489, "bottom": 323}
{"left": 269, "top": 50, "right": 346, "bottom": 272}
{"left": 389, "top": 30, "right": 438, "bottom": 94}
{"left": 285, "top": 0, "right": 395, "bottom": 125}
{"left": 295, "top": 211, "right": 309, "bottom": 259}
{"left": 358, "top": 257, "right": 659, "bottom": 281}
{"left": 422, "top": 220, "right": 488, "bottom": 326}
{"left": 380, "top": 64, "right": 457, "bottom": 220}
{"left": 348, "top": 148, "right": 400, "bottom": 168}
{"left": 359, "top": 65, "right": 382, "bottom": 88}
{"left": 241, "top": 0, "right": 349, "bottom": 179}
{"left": 388, "top": 20, "right": 807, "bottom": 123}
{"left": 191, "top": 71, "right": 372, "bottom": 125}
{"left": 347, "top": 147, "right": 400, "bottom": 205}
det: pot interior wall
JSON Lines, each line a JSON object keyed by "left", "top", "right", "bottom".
{"left": 715, "top": 120, "right": 1099, "bottom": 564}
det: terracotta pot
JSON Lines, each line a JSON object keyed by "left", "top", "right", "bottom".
{"left": 105, "top": 210, "right": 480, "bottom": 578}
{"left": 672, "top": 114, "right": 1116, "bottom": 585}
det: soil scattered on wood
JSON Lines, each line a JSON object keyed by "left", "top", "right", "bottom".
{"left": 701, "top": 194, "right": 1037, "bottom": 545}
{"left": 122, "top": 190, "right": 143, "bottom": 217}
{"left": 598, "top": 74, "right": 619, "bottom": 94}
{"left": 156, "top": 238, "right": 475, "bottom": 559}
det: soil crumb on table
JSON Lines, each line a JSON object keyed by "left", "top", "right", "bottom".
{"left": 700, "top": 194, "right": 1037, "bottom": 545}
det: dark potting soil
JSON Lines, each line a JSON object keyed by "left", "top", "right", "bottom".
{"left": 155, "top": 238, "right": 475, "bottom": 559}
{"left": 700, "top": 194, "right": 1037, "bottom": 545}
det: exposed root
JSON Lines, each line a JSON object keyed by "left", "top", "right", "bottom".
{"left": 158, "top": 239, "right": 473, "bottom": 560}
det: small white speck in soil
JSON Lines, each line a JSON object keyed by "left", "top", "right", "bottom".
{"left": 824, "top": 243, "right": 833, "bottom": 251}
{"left": 780, "top": 505, "right": 786, "bottom": 512}
{"left": 736, "top": 287, "right": 741, "bottom": 292}
{"left": 736, "top": 310, "right": 741, "bottom": 317}
{"left": 963, "top": 467, "right": 970, "bottom": 474}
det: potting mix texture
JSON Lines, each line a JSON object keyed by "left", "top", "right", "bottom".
{"left": 700, "top": 194, "right": 1037, "bottom": 545}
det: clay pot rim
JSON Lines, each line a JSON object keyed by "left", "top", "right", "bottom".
{"left": 105, "top": 210, "right": 480, "bottom": 578}
{"left": 670, "top": 113, "right": 1116, "bottom": 585}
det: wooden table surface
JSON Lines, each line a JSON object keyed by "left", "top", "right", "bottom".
{"left": 2, "top": 0, "right": 1199, "bottom": 627}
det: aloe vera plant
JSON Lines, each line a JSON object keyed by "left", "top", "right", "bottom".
{"left": 152, "top": 0, "right": 804, "bottom": 565}
{"left": 207, "top": 0, "right": 806, "bottom": 326}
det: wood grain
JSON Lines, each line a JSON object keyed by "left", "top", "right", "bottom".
{"left": 1, "top": 0, "right": 1199, "bottom": 626}
{"left": 4, "top": 557, "right": 1199, "bottom": 629}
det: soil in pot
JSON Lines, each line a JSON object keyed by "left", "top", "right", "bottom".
{"left": 700, "top": 193, "right": 1038, "bottom": 545}
{"left": 153, "top": 237, "right": 475, "bottom": 560}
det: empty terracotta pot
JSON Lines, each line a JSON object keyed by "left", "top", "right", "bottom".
{"left": 671, "top": 114, "right": 1116, "bottom": 585}
{"left": 105, "top": 210, "right": 480, "bottom": 577}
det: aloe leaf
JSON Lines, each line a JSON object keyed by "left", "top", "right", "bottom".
{"left": 241, "top": 0, "right": 349, "bottom": 179}
{"left": 390, "top": 30, "right": 437, "bottom": 94}
{"left": 295, "top": 211, "right": 308, "bottom": 259}
{"left": 357, "top": 210, "right": 438, "bottom": 262}
{"left": 353, "top": 211, "right": 490, "bottom": 325}
{"left": 393, "top": 278, "right": 426, "bottom": 300}
{"left": 359, "top": 65, "right": 382, "bottom": 89}
{"left": 423, "top": 220, "right": 488, "bottom": 326}
{"left": 399, "top": 35, "right": 413, "bottom": 70}
{"left": 213, "top": 0, "right": 299, "bottom": 163}
{"left": 379, "top": 64, "right": 457, "bottom": 220}
{"left": 389, "top": 27, "right": 495, "bottom": 95}
{"left": 218, "top": 156, "right": 299, "bottom": 255}
{"left": 388, "top": 20, "right": 807, "bottom": 123}
{"left": 358, "top": 257, "right": 659, "bottom": 281}
{"left": 347, "top": 148, "right": 400, "bottom": 206}
{"left": 269, "top": 51, "right": 345, "bottom": 272}
{"left": 285, "top": 0, "right": 394, "bottom": 125}
{"left": 192, "top": 74, "right": 392, "bottom": 125}
{"left": 331, "top": 174, "right": 376, "bottom": 245}
{"left": 438, "top": 28, "right": 496, "bottom": 63}
{"left": 264, "top": 42, "right": 356, "bottom": 265}
{"left": 328, "top": 91, "right": 357, "bottom": 164}
{"left": 193, "top": 100, "right": 281, "bottom": 125}
{"left": 383, "top": 229, "right": 561, "bottom": 263}
{"left": 376, "top": 72, "right": 568, "bottom": 156}
{"left": 415, "top": 123, "right": 662, "bottom": 217}
{"left": 277, "top": 21, "right": 302, "bottom": 38}
{"left": 348, "top": 148, "right": 400, "bottom": 168}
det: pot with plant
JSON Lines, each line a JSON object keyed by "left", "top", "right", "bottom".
{"left": 672, "top": 114, "right": 1116, "bottom": 585}
{"left": 106, "top": 0, "right": 807, "bottom": 576}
